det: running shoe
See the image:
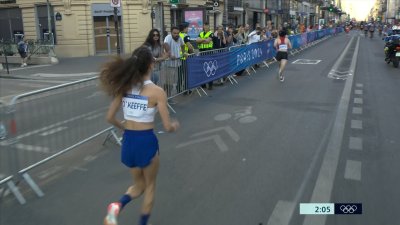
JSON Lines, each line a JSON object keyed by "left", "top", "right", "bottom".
{"left": 279, "top": 72, "right": 284, "bottom": 82}
{"left": 104, "top": 202, "right": 121, "bottom": 225}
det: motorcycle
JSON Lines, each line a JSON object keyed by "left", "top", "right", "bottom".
{"left": 384, "top": 37, "right": 400, "bottom": 68}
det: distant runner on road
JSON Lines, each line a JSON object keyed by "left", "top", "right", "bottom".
{"left": 274, "top": 30, "right": 292, "bottom": 82}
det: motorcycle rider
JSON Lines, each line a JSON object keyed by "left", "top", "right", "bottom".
{"left": 384, "top": 26, "right": 400, "bottom": 68}
{"left": 363, "top": 23, "right": 369, "bottom": 37}
{"left": 368, "top": 23, "right": 375, "bottom": 38}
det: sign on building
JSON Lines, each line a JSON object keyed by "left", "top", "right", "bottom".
{"left": 110, "top": 0, "right": 121, "bottom": 8}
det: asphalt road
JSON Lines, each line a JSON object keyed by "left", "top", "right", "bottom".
{"left": 1, "top": 31, "right": 400, "bottom": 225}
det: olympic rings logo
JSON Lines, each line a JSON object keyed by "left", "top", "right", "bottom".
{"left": 339, "top": 205, "right": 358, "bottom": 214}
{"left": 203, "top": 60, "right": 218, "bottom": 77}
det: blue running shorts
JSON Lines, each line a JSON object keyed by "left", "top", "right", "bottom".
{"left": 121, "top": 129, "right": 159, "bottom": 168}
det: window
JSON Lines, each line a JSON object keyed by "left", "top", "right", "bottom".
{"left": 36, "top": 4, "right": 56, "bottom": 44}
{"left": 170, "top": 9, "right": 183, "bottom": 27}
{"left": 0, "top": 8, "right": 23, "bottom": 42}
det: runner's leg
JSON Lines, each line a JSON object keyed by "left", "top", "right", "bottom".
{"left": 104, "top": 168, "right": 145, "bottom": 225}
{"left": 139, "top": 155, "right": 160, "bottom": 225}
{"left": 279, "top": 59, "right": 288, "bottom": 81}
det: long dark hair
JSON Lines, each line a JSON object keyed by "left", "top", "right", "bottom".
{"left": 144, "top": 28, "right": 161, "bottom": 48}
{"left": 100, "top": 46, "right": 154, "bottom": 97}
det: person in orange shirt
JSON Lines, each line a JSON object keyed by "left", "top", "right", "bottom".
{"left": 299, "top": 23, "right": 306, "bottom": 33}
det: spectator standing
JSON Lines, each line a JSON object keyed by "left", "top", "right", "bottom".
{"left": 248, "top": 26, "right": 261, "bottom": 44}
{"left": 17, "top": 36, "right": 28, "bottom": 67}
{"left": 143, "top": 29, "right": 167, "bottom": 85}
{"left": 299, "top": 23, "right": 306, "bottom": 33}
{"left": 243, "top": 24, "right": 251, "bottom": 44}
{"left": 213, "top": 25, "right": 227, "bottom": 49}
{"left": 225, "top": 25, "right": 235, "bottom": 47}
{"left": 179, "top": 22, "right": 194, "bottom": 94}
{"left": 213, "top": 25, "right": 227, "bottom": 85}
{"left": 234, "top": 25, "right": 245, "bottom": 45}
{"left": 233, "top": 25, "right": 247, "bottom": 77}
{"left": 163, "top": 26, "right": 185, "bottom": 97}
{"left": 196, "top": 22, "right": 214, "bottom": 90}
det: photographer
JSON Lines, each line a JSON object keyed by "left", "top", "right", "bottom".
{"left": 213, "top": 25, "right": 227, "bottom": 85}
{"left": 213, "top": 25, "right": 226, "bottom": 49}
{"left": 234, "top": 25, "right": 245, "bottom": 45}
{"left": 225, "top": 25, "right": 235, "bottom": 47}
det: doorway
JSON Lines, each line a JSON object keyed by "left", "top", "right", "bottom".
{"left": 93, "top": 15, "right": 122, "bottom": 54}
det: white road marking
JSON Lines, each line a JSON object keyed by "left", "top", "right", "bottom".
{"left": 84, "top": 155, "right": 98, "bottom": 162}
{"left": 355, "top": 83, "right": 363, "bottom": 88}
{"left": 84, "top": 113, "right": 103, "bottom": 120}
{"left": 214, "top": 113, "right": 232, "bottom": 121}
{"left": 15, "top": 143, "right": 50, "bottom": 153}
{"left": 176, "top": 135, "right": 229, "bottom": 152}
{"left": 352, "top": 107, "right": 363, "bottom": 114}
{"left": 32, "top": 72, "right": 98, "bottom": 77}
{"left": 86, "top": 91, "right": 104, "bottom": 99}
{"left": 351, "top": 120, "right": 363, "bottom": 129}
{"left": 7, "top": 65, "right": 52, "bottom": 72}
{"left": 267, "top": 201, "right": 296, "bottom": 225}
{"left": 349, "top": 137, "right": 363, "bottom": 150}
{"left": 355, "top": 89, "right": 363, "bottom": 95}
{"left": 303, "top": 36, "right": 360, "bottom": 225}
{"left": 354, "top": 98, "right": 363, "bottom": 104}
{"left": 292, "top": 59, "right": 322, "bottom": 64}
{"left": 39, "top": 126, "right": 68, "bottom": 136}
{"left": 38, "top": 166, "right": 63, "bottom": 179}
{"left": 344, "top": 160, "right": 362, "bottom": 181}
{"left": 192, "top": 126, "right": 240, "bottom": 142}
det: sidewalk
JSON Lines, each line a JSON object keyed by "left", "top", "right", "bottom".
{"left": 0, "top": 56, "right": 112, "bottom": 79}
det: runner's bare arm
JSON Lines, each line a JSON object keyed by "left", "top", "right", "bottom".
{"left": 156, "top": 89, "right": 179, "bottom": 132}
{"left": 106, "top": 95, "right": 125, "bottom": 130}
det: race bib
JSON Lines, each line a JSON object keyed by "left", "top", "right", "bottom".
{"left": 279, "top": 44, "right": 288, "bottom": 50}
{"left": 122, "top": 94, "right": 148, "bottom": 118}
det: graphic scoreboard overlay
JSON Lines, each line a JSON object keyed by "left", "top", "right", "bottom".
{"left": 300, "top": 203, "right": 362, "bottom": 215}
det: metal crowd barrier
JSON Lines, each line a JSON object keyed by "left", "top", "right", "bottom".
{"left": 0, "top": 28, "right": 343, "bottom": 204}
{"left": 0, "top": 77, "right": 119, "bottom": 204}
{"left": 158, "top": 58, "right": 189, "bottom": 99}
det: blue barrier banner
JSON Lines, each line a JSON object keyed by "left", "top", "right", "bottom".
{"left": 301, "top": 33, "right": 308, "bottom": 46}
{"left": 186, "top": 28, "right": 343, "bottom": 89}
{"left": 187, "top": 40, "right": 275, "bottom": 89}
{"left": 317, "top": 30, "right": 325, "bottom": 39}
{"left": 307, "top": 32, "right": 316, "bottom": 43}
{"left": 289, "top": 35, "right": 301, "bottom": 49}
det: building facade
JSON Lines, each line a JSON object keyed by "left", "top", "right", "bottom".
{"left": 0, "top": 0, "right": 226, "bottom": 57}
{"left": 0, "top": 0, "right": 341, "bottom": 58}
